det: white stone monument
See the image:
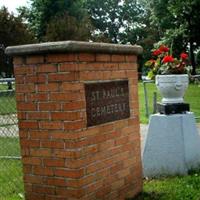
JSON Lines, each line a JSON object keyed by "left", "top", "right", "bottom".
{"left": 143, "top": 112, "right": 200, "bottom": 177}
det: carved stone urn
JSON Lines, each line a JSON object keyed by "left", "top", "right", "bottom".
{"left": 156, "top": 74, "right": 189, "bottom": 104}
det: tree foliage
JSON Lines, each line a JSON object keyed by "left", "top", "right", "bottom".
{"left": 20, "top": 0, "right": 93, "bottom": 41}
{"left": 0, "top": 7, "right": 35, "bottom": 76}
{"left": 147, "top": 0, "right": 200, "bottom": 74}
{"left": 86, "top": 0, "right": 145, "bottom": 44}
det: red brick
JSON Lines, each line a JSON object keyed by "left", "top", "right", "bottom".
{"left": 41, "top": 140, "right": 64, "bottom": 149}
{"left": 62, "top": 101, "right": 85, "bottom": 111}
{"left": 86, "top": 162, "right": 105, "bottom": 174}
{"left": 110, "top": 162, "right": 124, "bottom": 174}
{"left": 51, "top": 131, "right": 82, "bottom": 140}
{"left": 30, "top": 149, "right": 51, "bottom": 157}
{"left": 98, "top": 140, "right": 115, "bottom": 151}
{"left": 33, "top": 166, "right": 54, "bottom": 176}
{"left": 64, "top": 158, "right": 88, "bottom": 169}
{"left": 49, "top": 92, "right": 83, "bottom": 101}
{"left": 22, "top": 157, "right": 42, "bottom": 165}
{"left": 103, "top": 63, "right": 119, "bottom": 70}
{"left": 39, "top": 102, "right": 61, "bottom": 111}
{"left": 46, "top": 177, "right": 66, "bottom": 186}
{"left": 27, "top": 93, "right": 48, "bottom": 102}
{"left": 79, "top": 71, "right": 104, "bottom": 81}
{"left": 23, "top": 165, "right": 32, "bottom": 174}
{"left": 117, "top": 168, "right": 131, "bottom": 179}
{"left": 46, "top": 53, "right": 77, "bottom": 63}
{"left": 51, "top": 112, "right": 82, "bottom": 121}
{"left": 24, "top": 175, "right": 44, "bottom": 184}
{"left": 17, "top": 102, "right": 36, "bottom": 111}
{"left": 65, "top": 139, "right": 87, "bottom": 148}
{"left": 39, "top": 121, "right": 64, "bottom": 130}
{"left": 15, "top": 75, "right": 25, "bottom": 84}
{"left": 85, "top": 181, "right": 103, "bottom": 193}
{"left": 48, "top": 72, "right": 79, "bottom": 82}
{"left": 96, "top": 54, "right": 111, "bottom": 62}
{"left": 37, "top": 64, "right": 58, "bottom": 73}
{"left": 79, "top": 53, "right": 95, "bottom": 62}
{"left": 125, "top": 55, "right": 137, "bottom": 62}
{"left": 61, "top": 82, "right": 83, "bottom": 91}
{"left": 32, "top": 185, "right": 55, "bottom": 195}
{"left": 17, "top": 111, "right": 26, "bottom": 120}
{"left": 27, "top": 112, "right": 50, "bottom": 120}
{"left": 118, "top": 63, "right": 137, "bottom": 70}
{"left": 37, "top": 83, "right": 59, "bottom": 92}
{"left": 26, "top": 193, "right": 45, "bottom": 200}
{"left": 19, "top": 130, "right": 29, "bottom": 138}
{"left": 16, "top": 93, "right": 25, "bottom": 101}
{"left": 25, "top": 74, "right": 46, "bottom": 84}
{"left": 64, "top": 120, "right": 85, "bottom": 130}
{"left": 95, "top": 186, "right": 111, "bottom": 198}
{"left": 14, "top": 66, "right": 35, "bottom": 75}
{"left": 16, "top": 84, "right": 35, "bottom": 93}
{"left": 13, "top": 56, "right": 25, "bottom": 65}
{"left": 19, "top": 121, "right": 38, "bottom": 129}
{"left": 59, "top": 63, "right": 79, "bottom": 71}
{"left": 26, "top": 55, "right": 44, "bottom": 64}
{"left": 20, "top": 139, "right": 40, "bottom": 148}
{"left": 21, "top": 148, "right": 30, "bottom": 156}
{"left": 43, "top": 159, "right": 65, "bottom": 167}
{"left": 83, "top": 145, "right": 99, "bottom": 156}
{"left": 126, "top": 70, "right": 137, "bottom": 78}
{"left": 111, "top": 55, "right": 125, "bottom": 62}
{"left": 80, "top": 126, "right": 99, "bottom": 138}
{"left": 115, "top": 136, "right": 129, "bottom": 146}
{"left": 29, "top": 130, "right": 49, "bottom": 139}
{"left": 111, "top": 71, "right": 127, "bottom": 79}
{"left": 101, "top": 71, "right": 112, "bottom": 80}
{"left": 87, "top": 134, "right": 107, "bottom": 145}
{"left": 78, "top": 63, "right": 100, "bottom": 71}
{"left": 111, "top": 179, "right": 125, "bottom": 190}
{"left": 54, "top": 168, "right": 84, "bottom": 178}
{"left": 56, "top": 188, "right": 85, "bottom": 198}
{"left": 99, "top": 123, "right": 114, "bottom": 132}
{"left": 53, "top": 149, "right": 82, "bottom": 159}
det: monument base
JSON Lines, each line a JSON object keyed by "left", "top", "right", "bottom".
{"left": 157, "top": 102, "right": 190, "bottom": 115}
{"left": 142, "top": 112, "right": 200, "bottom": 177}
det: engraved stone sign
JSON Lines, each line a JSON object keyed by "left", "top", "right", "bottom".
{"left": 85, "top": 80, "right": 130, "bottom": 127}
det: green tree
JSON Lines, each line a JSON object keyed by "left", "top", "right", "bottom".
{"left": 86, "top": 0, "right": 144, "bottom": 44}
{"left": 0, "top": 7, "right": 35, "bottom": 77}
{"left": 20, "top": 0, "right": 93, "bottom": 41}
{"left": 148, "top": 0, "right": 200, "bottom": 74}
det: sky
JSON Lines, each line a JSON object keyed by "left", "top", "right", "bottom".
{"left": 0, "top": 0, "right": 29, "bottom": 14}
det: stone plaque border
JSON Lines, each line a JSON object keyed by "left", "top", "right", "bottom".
{"left": 85, "top": 80, "right": 130, "bottom": 127}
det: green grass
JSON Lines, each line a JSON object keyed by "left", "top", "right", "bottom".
{"left": 0, "top": 160, "right": 24, "bottom": 200}
{"left": 0, "top": 137, "right": 24, "bottom": 200}
{"left": 138, "top": 82, "right": 200, "bottom": 124}
{"left": 134, "top": 170, "right": 200, "bottom": 200}
{"left": 0, "top": 93, "right": 16, "bottom": 115}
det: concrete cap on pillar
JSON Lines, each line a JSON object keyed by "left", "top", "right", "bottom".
{"left": 5, "top": 40, "right": 143, "bottom": 56}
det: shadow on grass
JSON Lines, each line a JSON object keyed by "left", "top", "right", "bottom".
{"left": 127, "top": 192, "right": 165, "bottom": 200}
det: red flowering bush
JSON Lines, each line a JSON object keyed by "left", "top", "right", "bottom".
{"left": 145, "top": 45, "right": 190, "bottom": 79}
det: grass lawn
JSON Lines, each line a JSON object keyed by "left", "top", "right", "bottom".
{"left": 0, "top": 137, "right": 24, "bottom": 200}
{"left": 0, "top": 93, "right": 16, "bottom": 115}
{"left": 138, "top": 82, "right": 200, "bottom": 124}
{"left": 134, "top": 170, "right": 200, "bottom": 200}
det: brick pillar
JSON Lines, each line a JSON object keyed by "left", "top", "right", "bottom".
{"left": 6, "top": 41, "right": 143, "bottom": 200}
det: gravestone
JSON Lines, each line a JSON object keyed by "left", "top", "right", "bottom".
{"left": 6, "top": 41, "right": 143, "bottom": 200}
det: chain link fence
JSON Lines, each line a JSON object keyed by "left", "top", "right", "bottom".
{"left": 0, "top": 78, "right": 24, "bottom": 200}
